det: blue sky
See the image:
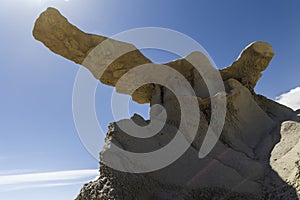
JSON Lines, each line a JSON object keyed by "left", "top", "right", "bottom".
{"left": 0, "top": 0, "right": 299, "bottom": 199}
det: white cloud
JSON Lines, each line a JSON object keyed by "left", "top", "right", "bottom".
{"left": 276, "top": 87, "right": 300, "bottom": 111}
{"left": 0, "top": 169, "right": 36, "bottom": 176}
{"left": 0, "top": 181, "right": 83, "bottom": 192}
{"left": 0, "top": 169, "right": 98, "bottom": 192}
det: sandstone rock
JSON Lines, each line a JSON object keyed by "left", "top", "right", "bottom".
{"left": 220, "top": 41, "right": 274, "bottom": 92}
{"left": 221, "top": 79, "right": 275, "bottom": 158}
{"left": 271, "top": 121, "right": 300, "bottom": 185}
{"left": 32, "top": 7, "right": 300, "bottom": 200}
{"left": 33, "top": 7, "right": 153, "bottom": 103}
{"left": 33, "top": 8, "right": 274, "bottom": 104}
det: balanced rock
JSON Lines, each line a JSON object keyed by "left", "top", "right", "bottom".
{"left": 220, "top": 42, "right": 274, "bottom": 92}
{"left": 33, "top": 8, "right": 274, "bottom": 103}
{"left": 33, "top": 7, "right": 152, "bottom": 103}
{"left": 33, "top": 7, "right": 300, "bottom": 200}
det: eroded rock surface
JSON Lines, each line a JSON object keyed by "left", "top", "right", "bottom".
{"left": 33, "top": 7, "right": 300, "bottom": 200}
{"left": 33, "top": 8, "right": 273, "bottom": 104}
{"left": 220, "top": 42, "right": 274, "bottom": 92}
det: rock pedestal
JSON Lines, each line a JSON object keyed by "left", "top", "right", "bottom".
{"left": 33, "top": 8, "right": 300, "bottom": 200}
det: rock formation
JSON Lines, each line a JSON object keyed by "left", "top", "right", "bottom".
{"left": 33, "top": 8, "right": 300, "bottom": 200}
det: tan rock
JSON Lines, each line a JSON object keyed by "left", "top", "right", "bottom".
{"left": 33, "top": 8, "right": 300, "bottom": 200}
{"left": 33, "top": 7, "right": 152, "bottom": 103}
{"left": 220, "top": 42, "right": 274, "bottom": 92}
{"left": 33, "top": 8, "right": 275, "bottom": 104}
